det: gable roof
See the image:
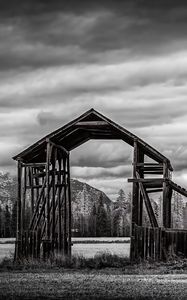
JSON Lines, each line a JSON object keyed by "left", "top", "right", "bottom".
{"left": 13, "top": 108, "right": 173, "bottom": 170}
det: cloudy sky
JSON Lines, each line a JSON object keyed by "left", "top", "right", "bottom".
{"left": 1, "top": 0, "right": 187, "bottom": 200}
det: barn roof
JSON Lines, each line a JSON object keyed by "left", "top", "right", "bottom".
{"left": 13, "top": 108, "right": 173, "bottom": 170}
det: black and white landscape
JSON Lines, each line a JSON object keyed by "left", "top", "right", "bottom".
{"left": 0, "top": 1, "right": 187, "bottom": 299}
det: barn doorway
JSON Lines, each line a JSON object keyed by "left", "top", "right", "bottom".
{"left": 70, "top": 140, "right": 133, "bottom": 258}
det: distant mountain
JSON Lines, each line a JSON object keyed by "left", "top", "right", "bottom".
{"left": 71, "top": 179, "right": 112, "bottom": 218}
{"left": 0, "top": 173, "right": 112, "bottom": 213}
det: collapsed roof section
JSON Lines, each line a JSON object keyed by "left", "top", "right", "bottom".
{"left": 13, "top": 108, "right": 173, "bottom": 170}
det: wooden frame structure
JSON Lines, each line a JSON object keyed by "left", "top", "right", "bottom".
{"left": 13, "top": 109, "right": 187, "bottom": 261}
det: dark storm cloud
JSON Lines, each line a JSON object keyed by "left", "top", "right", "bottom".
{"left": 1, "top": 0, "right": 187, "bottom": 71}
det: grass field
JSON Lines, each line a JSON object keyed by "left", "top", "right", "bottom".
{"left": 72, "top": 242, "right": 130, "bottom": 257}
{"left": 0, "top": 237, "right": 130, "bottom": 262}
{"left": 0, "top": 270, "right": 186, "bottom": 299}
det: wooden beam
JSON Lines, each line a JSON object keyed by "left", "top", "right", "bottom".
{"left": 169, "top": 180, "right": 187, "bottom": 197}
{"left": 138, "top": 166, "right": 163, "bottom": 170}
{"left": 29, "top": 167, "right": 34, "bottom": 214}
{"left": 128, "top": 178, "right": 165, "bottom": 183}
{"left": 29, "top": 178, "right": 46, "bottom": 230}
{"left": 75, "top": 121, "right": 109, "bottom": 126}
{"left": 46, "top": 142, "right": 51, "bottom": 241}
{"left": 22, "top": 162, "right": 46, "bottom": 167}
{"left": 21, "top": 166, "right": 27, "bottom": 231}
{"left": 15, "top": 160, "right": 22, "bottom": 260}
{"left": 138, "top": 151, "right": 144, "bottom": 227}
{"left": 144, "top": 181, "right": 163, "bottom": 188}
{"left": 58, "top": 158, "right": 62, "bottom": 252}
{"left": 51, "top": 148, "right": 57, "bottom": 252}
{"left": 63, "top": 157, "right": 67, "bottom": 255}
{"left": 131, "top": 139, "right": 139, "bottom": 225}
{"left": 33, "top": 169, "right": 67, "bottom": 178}
{"left": 26, "top": 183, "right": 65, "bottom": 189}
{"left": 136, "top": 173, "right": 158, "bottom": 228}
{"left": 67, "top": 153, "right": 72, "bottom": 258}
{"left": 147, "top": 188, "right": 163, "bottom": 193}
{"left": 163, "top": 161, "right": 171, "bottom": 228}
{"left": 134, "top": 163, "right": 163, "bottom": 167}
{"left": 130, "top": 139, "right": 139, "bottom": 261}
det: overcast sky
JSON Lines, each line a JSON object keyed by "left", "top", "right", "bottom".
{"left": 1, "top": 0, "right": 187, "bottom": 200}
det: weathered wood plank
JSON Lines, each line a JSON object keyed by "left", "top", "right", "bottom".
{"left": 128, "top": 178, "right": 165, "bottom": 183}
{"left": 75, "top": 121, "right": 109, "bottom": 126}
{"left": 147, "top": 188, "right": 163, "bottom": 193}
{"left": 67, "top": 153, "right": 72, "bottom": 258}
{"left": 136, "top": 173, "right": 158, "bottom": 228}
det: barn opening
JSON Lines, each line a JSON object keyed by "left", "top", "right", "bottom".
{"left": 70, "top": 139, "right": 133, "bottom": 258}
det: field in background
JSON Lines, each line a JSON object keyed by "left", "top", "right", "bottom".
{"left": 0, "top": 237, "right": 130, "bottom": 262}
{"left": 72, "top": 237, "right": 130, "bottom": 243}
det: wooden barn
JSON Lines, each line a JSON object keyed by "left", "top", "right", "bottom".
{"left": 13, "top": 109, "right": 187, "bottom": 261}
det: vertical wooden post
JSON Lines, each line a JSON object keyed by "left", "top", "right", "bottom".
{"left": 131, "top": 139, "right": 139, "bottom": 225}
{"left": 138, "top": 151, "right": 144, "bottom": 226}
{"left": 163, "top": 160, "right": 171, "bottom": 228}
{"left": 63, "top": 157, "right": 67, "bottom": 255}
{"left": 51, "top": 149, "right": 56, "bottom": 253}
{"left": 46, "top": 141, "right": 51, "bottom": 257}
{"left": 130, "top": 139, "right": 139, "bottom": 261}
{"left": 67, "top": 152, "right": 72, "bottom": 258}
{"left": 21, "top": 166, "right": 26, "bottom": 231}
{"left": 58, "top": 157, "right": 62, "bottom": 252}
{"left": 30, "top": 167, "right": 34, "bottom": 214}
{"left": 15, "top": 160, "right": 22, "bottom": 260}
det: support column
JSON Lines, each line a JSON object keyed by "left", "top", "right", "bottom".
{"left": 57, "top": 157, "right": 62, "bottom": 252}
{"left": 130, "top": 139, "right": 139, "bottom": 261}
{"left": 51, "top": 148, "right": 56, "bottom": 253}
{"left": 163, "top": 161, "right": 172, "bottom": 228}
{"left": 63, "top": 157, "right": 68, "bottom": 255}
{"left": 138, "top": 152, "right": 144, "bottom": 226}
{"left": 21, "top": 166, "right": 26, "bottom": 231}
{"left": 45, "top": 141, "right": 52, "bottom": 257}
{"left": 131, "top": 139, "right": 139, "bottom": 227}
{"left": 67, "top": 153, "right": 72, "bottom": 259}
{"left": 15, "top": 160, "right": 22, "bottom": 261}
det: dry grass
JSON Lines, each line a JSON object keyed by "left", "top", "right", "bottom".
{"left": 0, "top": 252, "right": 130, "bottom": 271}
{"left": 0, "top": 254, "right": 187, "bottom": 299}
{"left": 0, "top": 252, "right": 187, "bottom": 274}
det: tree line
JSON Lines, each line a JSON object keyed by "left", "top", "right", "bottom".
{"left": 72, "top": 189, "right": 131, "bottom": 237}
{"left": 0, "top": 202, "right": 17, "bottom": 238}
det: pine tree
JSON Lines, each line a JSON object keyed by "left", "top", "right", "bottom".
{"left": 88, "top": 203, "right": 97, "bottom": 236}
{"left": 106, "top": 205, "right": 112, "bottom": 237}
{"left": 4, "top": 205, "right": 11, "bottom": 237}
{"left": 96, "top": 194, "right": 108, "bottom": 236}
{"left": 117, "top": 189, "right": 126, "bottom": 202}
{"left": 112, "top": 209, "right": 120, "bottom": 237}
{"left": 172, "top": 191, "right": 183, "bottom": 228}
{"left": 11, "top": 201, "right": 17, "bottom": 237}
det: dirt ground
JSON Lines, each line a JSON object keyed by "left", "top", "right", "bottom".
{"left": 0, "top": 270, "right": 186, "bottom": 299}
